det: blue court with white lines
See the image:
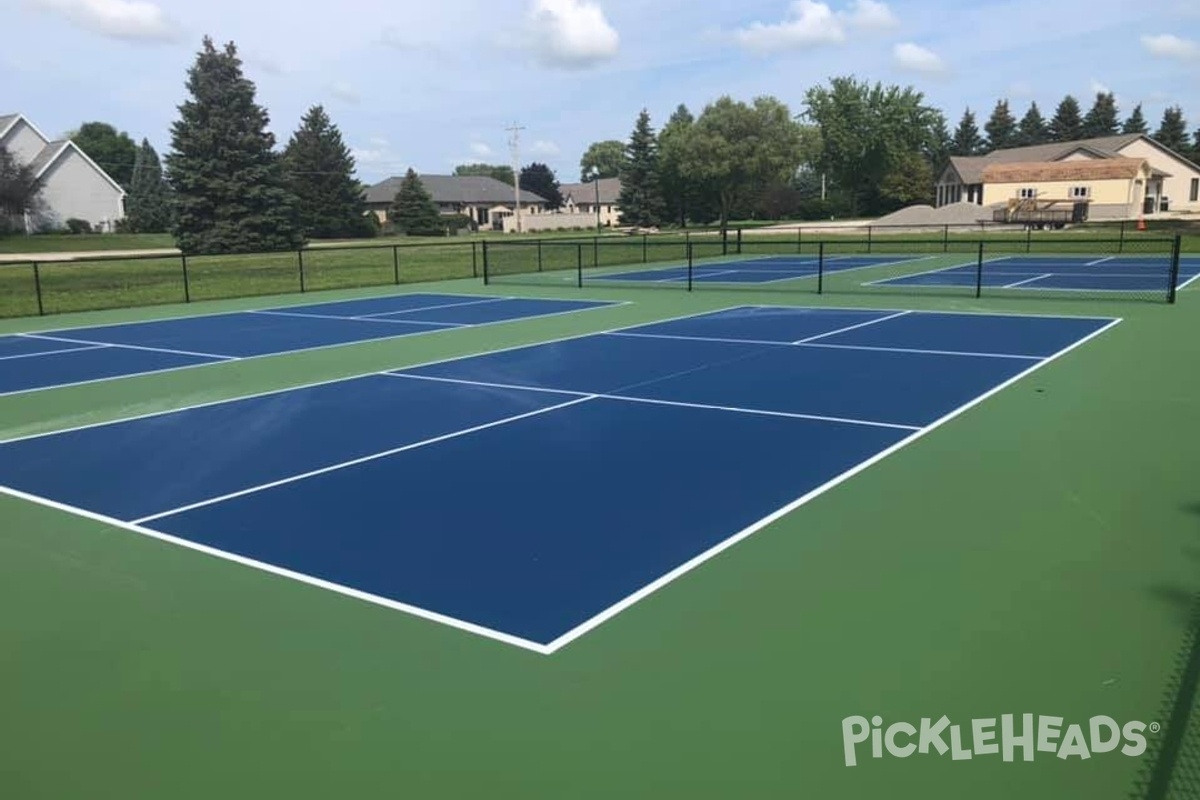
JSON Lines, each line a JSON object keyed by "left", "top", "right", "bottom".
{"left": 590, "top": 254, "right": 932, "bottom": 284}
{"left": 0, "top": 293, "right": 616, "bottom": 395}
{"left": 0, "top": 305, "right": 1120, "bottom": 653}
{"left": 868, "top": 254, "right": 1200, "bottom": 292}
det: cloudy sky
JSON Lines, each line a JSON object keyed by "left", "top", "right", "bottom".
{"left": 5, "top": 0, "right": 1198, "bottom": 185}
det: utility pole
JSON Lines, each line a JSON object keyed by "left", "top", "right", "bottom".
{"left": 506, "top": 123, "right": 525, "bottom": 233}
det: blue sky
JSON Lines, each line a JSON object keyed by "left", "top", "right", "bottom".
{"left": 5, "top": 0, "right": 1198, "bottom": 185}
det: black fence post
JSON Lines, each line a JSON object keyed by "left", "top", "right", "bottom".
{"left": 32, "top": 262, "right": 44, "bottom": 316}
{"left": 471, "top": 242, "right": 478, "bottom": 279}
{"left": 537, "top": 240, "right": 543, "bottom": 272}
{"left": 1118, "top": 220, "right": 1126, "bottom": 254}
{"left": 482, "top": 241, "right": 490, "bottom": 285}
{"left": 736, "top": 227, "right": 743, "bottom": 255}
{"left": 642, "top": 234, "right": 648, "bottom": 263}
{"left": 181, "top": 254, "right": 191, "bottom": 302}
{"left": 298, "top": 249, "right": 306, "bottom": 292}
{"left": 592, "top": 237, "right": 599, "bottom": 270}
{"left": 943, "top": 224, "right": 949, "bottom": 253}
{"left": 577, "top": 243, "right": 583, "bottom": 288}
{"left": 817, "top": 242, "right": 824, "bottom": 295}
{"left": 797, "top": 226, "right": 802, "bottom": 254}
{"left": 393, "top": 246, "right": 400, "bottom": 284}
{"left": 1025, "top": 226, "right": 1032, "bottom": 253}
{"left": 687, "top": 242, "right": 694, "bottom": 292}
{"left": 1167, "top": 234, "right": 1182, "bottom": 304}
{"left": 721, "top": 228, "right": 728, "bottom": 256}
{"left": 867, "top": 226, "right": 873, "bottom": 254}
{"left": 975, "top": 241, "right": 985, "bottom": 299}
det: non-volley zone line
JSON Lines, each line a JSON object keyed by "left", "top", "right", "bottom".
{"left": 588, "top": 254, "right": 934, "bottom": 284}
{"left": 866, "top": 255, "right": 1200, "bottom": 292}
{"left": 0, "top": 293, "right": 621, "bottom": 396}
{"left": 0, "top": 304, "right": 1121, "bottom": 655}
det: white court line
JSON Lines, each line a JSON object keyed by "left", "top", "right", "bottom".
{"left": 539, "top": 315, "right": 1126, "bottom": 654}
{"left": 350, "top": 296, "right": 509, "bottom": 318}
{"left": 737, "top": 303, "right": 1120, "bottom": 322}
{"left": 797, "top": 342, "right": 1042, "bottom": 361}
{"left": 132, "top": 395, "right": 595, "bottom": 525}
{"left": 605, "top": 331, "right": 787, "bottom": 347}
{"left": 247, "top": 309, "right": 462, "bottom": 327}
{"left": 0, "top": 300, "right": 630, "bottom": 400}
{"left": 1176, "top": 271, "right": 1200, "bottom": 291}
{"left": 381, "top": 372, "right": 920, "bottom": 432}
{"left": 861, "top": 256, "right": 1013, "bottom": 286}
{"left": 1003, "top": 274, "right": 1052, "bottom": 289}
{"left": 0, "top": 485, "right": 553, "bottom": 656}
{"left": 0, "top": 343, "right": 110, "bottom": 361}
{"left": 1086, "top": 256, "right": 1114, "bottom": 266}
{"left": 17, "top": 332, "right": 236, "bottom": 362}
{"left": 793, "top": 310, "right": 910, "bottom": 344}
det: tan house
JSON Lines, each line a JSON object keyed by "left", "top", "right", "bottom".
{"left": 364, "top": 173, "right": 548, "bottom": 231}
{"left": 1, "top": 112, "right": 126, "bottom": 232}
{"left": 558, "top": 177, "right": 622, "bottom": 227}
{"left": 936, "top": 133, "right": 1200, "bottom": 220}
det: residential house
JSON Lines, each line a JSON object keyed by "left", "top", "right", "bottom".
{"left": 558, "top": 177, "right": 622, "bottom": 228}
{"left": 0, "top": 113, "right": 126, "bottom": 232}
{"left": 935, "top": 133, "right": 1200, "bottom": 220}
{"left": 364, "top": 174, "right": 548, "bottom": 231}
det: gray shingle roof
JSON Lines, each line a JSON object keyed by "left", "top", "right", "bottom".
{"left": 947, "top": 133, "right": 1145, "bottom": 184}
{"left": 28, "top": 140, "right": 69, "bottom": 175}
{"left": 364, "top": 174, "right": 546, "bottom": 206}
{"left": 0, "top": 114, "right": 19, "bottom": 137}
{"left": 560, "top": 177, "right": 622, "bottom": 204}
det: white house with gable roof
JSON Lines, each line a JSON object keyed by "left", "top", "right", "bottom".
{"left": 0, "top": 113, "right": 126, "bottom": 233}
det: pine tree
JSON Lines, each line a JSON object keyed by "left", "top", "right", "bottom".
{"left": 282, "top": 105, "right": 368, "bottom": 239}
{"left": 924, "top": 111, "right": 953, "bottom": 170}
{"left": 950, "top": 108, "right": 985, "bottom": 156}
{"left": 983, "top": 100, "right": 1018, "bottom": 151}
{"left": 617, "top": 108, "right": 667, "bottom": 227}
{"left": 1047, "top": 95, "right": 1083, "bottom": 142}
{"left": 124, "top": 139, "right": 173, "bottom": 233}
{"left": 388, "top": 169, "right": 442, "bottom": 235}
{"left": 659, "top": 104, "right": 695, "bottom": 227}
{"left": 518, "top": 163, "right": 562, "bottom": 209}
{"left": 1153, "top": 106, "right": 1189, "bottom": 153}
{"left": 1081, "top": 92, "right": 1120, "bottom": 138}
{"left": 165, "top": 37, "right": 302, "bottom": 254}
{"left": 1122, "top": 104, "right": 1149, "bottom": 135}
{"left": 1015, "top": 102, "right": 1049, "bottom": 146}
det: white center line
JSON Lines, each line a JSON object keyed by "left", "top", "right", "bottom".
{"left": 0, "top": 343, "right": 111, "bottom": 361}
{"left": 792, "top": 310, "right": 912, "bottom": 344}
{"left": 16, "top": 333, "right": 236, "bottom": 361}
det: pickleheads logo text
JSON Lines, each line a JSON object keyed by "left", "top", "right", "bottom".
{"left": 842, "top": 714, "right": 1159, "bottom": 767}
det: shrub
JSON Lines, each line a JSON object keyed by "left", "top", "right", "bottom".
{"left": 65, "top": 218, "right": 93, "bottom": 234}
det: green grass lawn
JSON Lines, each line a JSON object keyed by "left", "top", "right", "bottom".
{"left": 0, "top": 277, "right": 1197, "bottom": 799}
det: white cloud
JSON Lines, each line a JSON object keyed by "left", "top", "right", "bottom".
{"left": 1008, "top": 81, "right": 1034, "bottom": 98}
{"left": 369, "top": 136, "right": 390, "bottom": 147}
{"left": 844, "top": 0, "right": 898, "bottom": 29}
{"left": 243, "top": 54, "right": 284, "bottom": 76}
{"left": 1089, "top": 79, "right": 1111, "bottom": 95}
{"left": 379, "top": 26, "right": 442, "bottom": 55}
{"left": 470, "top": 141, "right": 494, "bottom": 156}
{"left": 329, "top": 81, "right": 361, "bottom": 104}
{"left": 732, "top": 0, "right": 897, "bottom": 54}
{"left": 893, "top": 42, "right": 945, "bottom": 73}
{"left": 530, "top": 139, "right": 560, "bottom": 156}
{"left": 526, "top": 0, "right": 620, "bottom": 69}
{"left": 31, "top": 0, "right": 179, "bottom": 42}
{"left": 1140, "top": 33, "right": 1199, "bottom": 60}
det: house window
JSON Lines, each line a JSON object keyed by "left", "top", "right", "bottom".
{"left": 1069, "top": 186, "right": 1090, "bottom": 198}
{"left": 1018, "top": 188, "right": 1037, "bottom": 199}
{"left": 1191, "top": 178, "right": 1199, "bottom": 202}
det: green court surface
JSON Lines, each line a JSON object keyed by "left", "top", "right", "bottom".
{"left": 1, "top": 272, "right": 1198, "bottom": 799}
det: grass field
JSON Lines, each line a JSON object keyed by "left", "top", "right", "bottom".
{"left": 0, "top": 269, "right": 1198, "bottom": 799}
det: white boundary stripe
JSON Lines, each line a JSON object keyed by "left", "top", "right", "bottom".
{"left": 17, "top": 332, "right": 236, "bottom": 361}
{"left": 246, "top": 309, "right": 461, "bottom": 328}
{"left": 0, "top": 300, "right": 630, "bottom": 400}
{"left": 798, "top": 341, "right": 1042, "bottom": 360}
{"left": 351, "top": 297, "right": 509, "bottom": 318}
{"left": 1176, "top": 271, "right": 1200, "bottom": 291}
{"left": 792, "top": 310, "right": 910, "bottom": 343}
{"left": 1086, "top": 256, "right": 1115, "bottom": 266}
{"left": 861, "top": 256, "right": 1013, "bottom": 286}
{"left": 538, "top": 315, "right": 1125, "bottom": 654}
{"left": 604, "top": 331, "right": 786, "bottom": 347}
{"left": 132, "top": 395, "right": 595, "bottom": 525}
{"left": 1004, "top": 274, "right": 1052, "bottom": 289}
{"left": 0, "top": 485, "right": 552, "bottom": 655}
{"left": 381, "top": 372, "right": 921, "bottom": 432}
{"left": 0, "top": 343, "right": 110, "bottom": 361}
{"left": 738, "top": 302, "right": 1120, "bottom": 322}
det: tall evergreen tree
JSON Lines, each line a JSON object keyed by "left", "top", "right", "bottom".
{"left": 1047, "top": 95, "right": 1083, "bottom": 142}
{"left": 1152, "top": 106, "right": 1189, "bottom": 153}
{"left": 518, "top": 162, "right": 562, "bottom": 209}
{"left": 926, "top": 110, "right": 953, "bottom": 167}
{"left": 658, "top": 104, "right": 695, "bottom": 227}
{"left": 983, "top": 100, "right": 1018, "bottom": 151}
{"left": 282, "top": 105, "right": 367, "bottom": 239}
{"left": 1015, "top": 102, "right": 1049, "bottom": 146}
{"left": 165, "top": 37, "right": 302, "bottom": 254}
{"left": 124, "top": 139, "right": 173, "bottom": 233}
{"left": 950, "top": 108, "right": 985, "bottom": 156}
{"left": 388, "top": 169, "right": 443, "bottom": 235}
{"left": 1081, "top": 92, "right": 1120, "bottom": 138}
{"left": 617, "top": 109, "right": 667, "bottom": 227}
{"left": 1122, "top": 104, "right": 1149, "bottom": 135}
